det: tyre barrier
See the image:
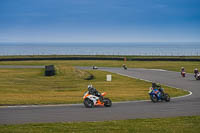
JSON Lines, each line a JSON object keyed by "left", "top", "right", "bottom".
{"left": 45, "top": 65, "right": 55, "bottom": 76}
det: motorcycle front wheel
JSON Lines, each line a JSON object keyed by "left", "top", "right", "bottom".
{"left": 83, "top": 98, "right": 94, "bottom": 108}
{"left": 150, "top": 94, "right": 158, "bottom": 103}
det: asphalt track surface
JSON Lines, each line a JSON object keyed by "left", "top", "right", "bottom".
{"left": 0, "top": 67, "right": 200, "bottom": 124}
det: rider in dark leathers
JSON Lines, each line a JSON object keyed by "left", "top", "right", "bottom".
{"left": 194, "top": 68, "right": 199, "bottom": 76}
{"left": 88, "top": 85, "right": 103, "bottom": 101}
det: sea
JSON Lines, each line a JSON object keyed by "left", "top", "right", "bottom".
{"left": 0, "top": 42, "right": 200, "bottom": 56}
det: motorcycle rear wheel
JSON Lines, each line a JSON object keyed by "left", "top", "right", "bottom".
{"left": 195, "top": 76, "right": 200, "bottom": 80}
{"left": 103, "top": 98, "right": 112, "bottom": 107}
{"left": 164, "top": 93, "right": 170, "bottom": 102}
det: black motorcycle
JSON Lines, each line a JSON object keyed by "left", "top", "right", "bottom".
{"left": 122, "top": 64, "right": 127, "bottom": 70}
{"left": 194, "top": 73, "right": 200, "bottom": 80}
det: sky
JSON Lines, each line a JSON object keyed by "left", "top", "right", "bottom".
{"left": 0, "top": 0, "right": 200, "bottom": 43}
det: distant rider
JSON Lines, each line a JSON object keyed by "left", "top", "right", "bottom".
{"left": 181, "top": 67, "right": 185, "bottom": 73}
{"left": 122, "top": 64, "right": 127, "bottom": 70}
{"left": 180, "top": 67, "right": 186, "bottom": 77}
{"left": 194, "top": 68, "right": 199, "bottom": 77}
{"left": 88, "top": 85, "right": 103, "bottom": 101}
{"left": 92, "top": 66, "right": 98, "bottom": 69}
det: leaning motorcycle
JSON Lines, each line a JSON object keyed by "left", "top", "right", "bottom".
{"left": 83, "top": 91, "right": 112, "bottom": 108}
{"left": 123, "top": 65, "right": 127, "bottom": 70}
{"left": 194, "top": 73, "right": 200, "bottom": 80}
{"left": 181, "top": 71, "right": 186, "bottom": 77}
{"left": 149, "top": 88, "right": 170, "bottom": 103}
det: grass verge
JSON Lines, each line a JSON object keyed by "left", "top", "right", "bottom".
{"left": 0, "top": 60, "right": 199, "bottom": 73}
{"left": 0, "top": 116, "right": 200, "bottom": 133}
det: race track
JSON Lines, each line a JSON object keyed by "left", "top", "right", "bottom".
{"left": 0, "top": 67, "right": 200, "bottom": 124}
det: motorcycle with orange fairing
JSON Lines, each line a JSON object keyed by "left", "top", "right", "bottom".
{"left": 83, "top": 91, "right": 112, "bottom": 108}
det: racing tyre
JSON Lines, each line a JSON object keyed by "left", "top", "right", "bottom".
{"left": 84, "top": 98, "right": 94, "bottom": 108}
{"left": 196, "top": 76, "right": 200, "bottom": 80}
{"left": 164, "top": 93, "right": 170, "bottom": 102}
{"left": 103, "top": 98, "right": 112, "bottom": 107}
{"left": 150, "top": 94, "right": 158, "bottom": 103}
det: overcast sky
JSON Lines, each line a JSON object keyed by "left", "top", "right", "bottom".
{"left": 0, "top": 0, "right": 200, "bottom": 42}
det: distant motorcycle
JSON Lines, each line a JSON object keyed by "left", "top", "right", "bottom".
{"left": 122, "top": 64, "right": 127, "bottom": 70}
{"left": 92, "top": 66, "right": 98, "bottom": 70}
{"left": 83, "top": 91, "right": 112, "bottom": 108}
{"left": 194, "top": 73, "right": 200, "bottom": 80}
{"left": 149, "top": 88, "right": 170, "bottom": 103}
{"left": 181, "top": 71, "right": 186, "bottom": 77}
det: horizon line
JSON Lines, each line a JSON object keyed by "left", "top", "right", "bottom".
{"left": 0, "top": 41, "right": 200, "bottom": 43}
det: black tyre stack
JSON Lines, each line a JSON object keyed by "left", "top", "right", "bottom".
{"left": 45, "top": 65, "right": 55, "bottom": 76}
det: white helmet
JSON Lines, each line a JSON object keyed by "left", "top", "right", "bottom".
{"left": 88, "top": 84, "right": 93, "bottom": 89}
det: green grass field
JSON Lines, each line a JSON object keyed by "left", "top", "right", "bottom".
{"left": 0, "top": 116, "right": 200, "bottom": 133}
{"left": 0, "top": 60, "right": 198, "bottom": 105}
